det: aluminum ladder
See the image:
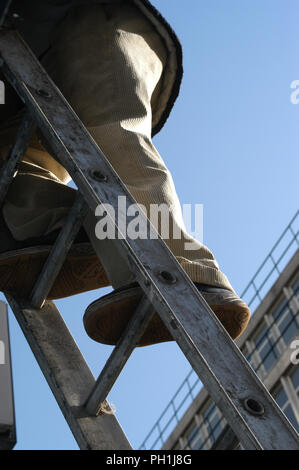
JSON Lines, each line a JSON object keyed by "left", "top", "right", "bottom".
{"left": 0, "top": 17, "right": 298, "bottom": 451}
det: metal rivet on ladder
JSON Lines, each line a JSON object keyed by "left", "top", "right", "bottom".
{"left": 243, "top": 397, "right": 265, "bottom": 417}
{"left": 157, "top": 270, "right": 177, "bottom": 284}
{"left": 90, "top": 170, "right": 108, "bottom": 182}
{"left": 36, "top": 89, "right": 52, "bottom": 99}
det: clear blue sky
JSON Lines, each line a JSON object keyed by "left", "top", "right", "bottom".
{"left": 1, "top": 0, "right": 298, "bottom": 450}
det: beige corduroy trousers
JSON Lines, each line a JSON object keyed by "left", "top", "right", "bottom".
{"left": 1, "top": 3, "right": 234, "bottom": 292}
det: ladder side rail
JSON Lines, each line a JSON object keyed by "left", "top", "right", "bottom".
{"left": 5, "top": 294, "right": 132, "bottom": 450}
{"left": 0, "top": 110, "right": 36, "bottom": 205}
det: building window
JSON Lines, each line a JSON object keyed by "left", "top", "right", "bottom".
{"left": 180, "top": 401, "right": 226, "bottom": 450}
{"left": 290, "top": 367, "right": 299, "bottom": 395}
{"left": 273, "top": 368, "right": 299, "bottom": 433}
{"left": 251, "top": 322, "right": 280, "bottom": 374}
{"left": 291, "top": 278, "right": 299, "bottom": 294}
{"left": 243, "top": 281, "right": 299, "bottom": 379}
{"left": 274, "top": 387, "right": 298, "bottom": 432}
{"left": 240, "top": 344, "right": 257, "bottom": 372}
{"left": 271, "top": 297, "right": 299, "bottom": 347}
{"left": 185, "top": 421, "right": 203, "bottom": 450}
{"left": 201, "top": 402, "right": 226, "bottom": 446}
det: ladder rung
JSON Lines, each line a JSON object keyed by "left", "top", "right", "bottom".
{"left": 85, "top": 296, "right": 155, "bottom": 416}
{"left": 30, "top": 193, "right": 88, "bottom": 309}
{"left": 211, "top": 425, "right": 239, "bottom": 450}
{"left": 0, "top": 111, "right": 36, "bottom": 206}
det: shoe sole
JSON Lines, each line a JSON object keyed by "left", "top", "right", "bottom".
{"left": 0, "top": 243, "right": 110, "bottom": 299}
{"left": 83, "top": 286, "right": 250, "bottom": 347}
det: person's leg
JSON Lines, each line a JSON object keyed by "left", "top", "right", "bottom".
{"left": 0, "top": 109, "right": 74, "bottom": 241}
{"left": 36, "top": 1, "right": 234, "bottom": 292}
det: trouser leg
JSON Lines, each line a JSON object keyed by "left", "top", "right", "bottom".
{"left": 1, "top": 2, "right": 234, "bottom": 292}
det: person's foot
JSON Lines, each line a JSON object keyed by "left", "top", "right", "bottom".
{"left": 83, "top": 282, "right": 250, "bottom": 347}
{"left": 193, "top": 283, "right": 250, "bottom": 341}
{"left": 0, "top": 212, "right": 109, "bottom": 299}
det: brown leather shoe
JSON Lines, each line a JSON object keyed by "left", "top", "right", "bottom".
{"left": 83, "top": 283, "right": 250, "bottom": 347}
{"left": 0, "top": 213, "right": 109, "bottom": 299}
